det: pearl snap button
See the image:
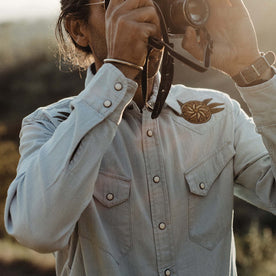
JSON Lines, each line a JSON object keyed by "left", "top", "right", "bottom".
{"left": 147, "top": 129, "right": 153, "bottom": 137}
{"left": 153, "top": 176, "right": 160, "bottom": 183}
{"left": 199, "top": 182, "right": 205, "bottom": 190}
{"left": 106, "top": 193, "right": 114, "bottom": 201}
{"left": 103, "top": 100, "right": 112, "bottom": 108}
{"left": 159, "top": 222, "right": 166, "bottom": 230}
{"left": 165, "top": 269, "right": 171, "bottom": 276}
{"left": 114, "top": 82, "right": 123, "bottom": 91}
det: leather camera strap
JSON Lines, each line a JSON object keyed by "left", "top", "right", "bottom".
{"left": 144, "top": 3, "right": 213, "bottom": 119}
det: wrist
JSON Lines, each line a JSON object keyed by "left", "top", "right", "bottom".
{"left": 231, "top": 51, "right": 275, "bottom": 87}
{"left": 228, "top": 55, "right": 261, "bottom": 77}
{"left": 104, "top": 58, "right": 143, "bottom": 80}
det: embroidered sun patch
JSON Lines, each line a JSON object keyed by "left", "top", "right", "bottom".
{"left": 177, "top": 98, "right": 224, "bottom": 124}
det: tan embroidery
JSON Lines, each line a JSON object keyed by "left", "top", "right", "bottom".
{"left": 177, "top": 98, "right": 224, "bottom": 124}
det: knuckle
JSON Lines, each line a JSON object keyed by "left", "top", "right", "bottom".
{"left": 147, "top": 6, "right": 159, "bottom": 25}
{"left": 117, "top": 15, "right": 127, "bottom": 27}
{"left": 145, "top": 0, "right": 154, "bottom": 6}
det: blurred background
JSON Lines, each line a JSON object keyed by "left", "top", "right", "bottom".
{"left": 0, "top": 0, "right": 275, "bottom": 275}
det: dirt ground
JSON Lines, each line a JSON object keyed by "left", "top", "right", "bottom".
{"left": 0, "top": 260, "right": 55, "bottom": 276}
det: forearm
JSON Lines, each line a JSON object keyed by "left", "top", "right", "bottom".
{"left": 234, "top": 71, "right": 276, "bottom": 211}
{"left": 238, "top": 68, "right": 276, "bottom": 151}
{"left": 5, "top": 64, "right": 137, "bottom": 252}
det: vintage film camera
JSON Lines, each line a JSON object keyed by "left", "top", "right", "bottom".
{"left": 103, "top": 0, "right": 212, "bottom": 118}
{"left": 104, "top": 0, "right": 210, "bottom": 33}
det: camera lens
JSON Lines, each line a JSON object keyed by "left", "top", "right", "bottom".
{"left": 170, "top": 0, "right": 209, "bottom": 32}
{"left": 185, "top": 0, "right": 209, "bottom": 26}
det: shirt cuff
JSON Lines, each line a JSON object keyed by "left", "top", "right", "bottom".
{"left": 71, "top": 63, "right": 138, "bottom": 125}
{"left": 237, "top": 68, "right": 276, "bottom": 126}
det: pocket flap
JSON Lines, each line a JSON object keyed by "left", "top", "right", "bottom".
{"left": 185, "top": 142, "right": 235, "bottom": 196}
{"left": 93, "top": 172, "right": 131, "bottom": 208}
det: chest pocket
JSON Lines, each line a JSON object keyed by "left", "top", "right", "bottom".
{"left": 78, "top": 172, "right": 132, "bottom": 261}
{"left": 185, "top": 142, "right": 235, "bottom": 250}
{"left": 94, "top": 172, "right": 130, "bottom": 207}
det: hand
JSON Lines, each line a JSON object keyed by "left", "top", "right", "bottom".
{"left": 105, "top": 0, "right": 160, "bottom": 78}
{"left": 181, "top": 0, "right": 261, "bottom": 76}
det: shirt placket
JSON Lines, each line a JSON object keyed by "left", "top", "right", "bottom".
{"left": 142, "top": 108, "right": 176, "bottom": 276}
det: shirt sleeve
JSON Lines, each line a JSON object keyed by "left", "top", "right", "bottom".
{"left": 233, "top": 72, "right": 276, "bottom": 213}
{"left": 4, "top": 64, "right": 138, "bottom": 253}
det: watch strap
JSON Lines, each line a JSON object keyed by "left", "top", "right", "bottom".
{"left": 232, "top": 51, "right": 275, "bottom": 86}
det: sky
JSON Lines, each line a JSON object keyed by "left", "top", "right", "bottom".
{"left": 0, "top": 0, "right": 275, "bottom": 23}
{"left": 0, "top": 0, "right": 60, "bottom": 23}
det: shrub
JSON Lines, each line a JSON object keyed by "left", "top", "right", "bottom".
{"left": 236, "top": 221, "right": 276, "bottom": 276}
{"left": 0, "top": 127, "right": 19, "bottom": 238}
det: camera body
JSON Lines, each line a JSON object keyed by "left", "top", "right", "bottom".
{"left": 153, "top": 0, "right": 210, "bottom": 34}
{"left": 104, "top": 0, "right": 209, "bottom": 34}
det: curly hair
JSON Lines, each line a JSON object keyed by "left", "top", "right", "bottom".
{"left": 55, "top": 0, "right": 95, "bottom": 70}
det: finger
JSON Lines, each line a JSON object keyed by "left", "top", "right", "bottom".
{"left": 225, "top": 0, "right": 246, "bottom": 7}
{"left": 106, "top": 0, "right": 156, "bottom": 24}
{"left": 116, "top": 20, "right": 159, "bottom": 44}
{"left": 182, "top": 27, "right": 204, "bottom": 61}
{"left": 123, "top": 0, "right": 154, "bottom": 10}
{"left": 208, "top": 0, "right": 245, "bottom": 9}
{"left": 106, "top": 0, "right": 124, "bottom": 17}
{"left": 107, "top": 0, "right": 124, "bottom": 10}
{"left": 207, "top": 0, "right": 233, "bottom": 7}
{"left": 122, "top": 6, "right": 160, "bottom": 27}
{"left": 137, "top": 22, "right": 159, "bottom": 42}
{"left": 107, "top": 0, "right": 154, "bottom": 11}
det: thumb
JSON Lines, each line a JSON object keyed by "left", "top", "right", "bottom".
{"left": 181, "top": 27, "right": 204, "bottom": 62}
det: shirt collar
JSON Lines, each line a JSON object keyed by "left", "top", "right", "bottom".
{"left": 147, "top": 72, "right": 183, "bottom": 115}
{"left": 85, "top": 64, "right": 96, "bottom": 87}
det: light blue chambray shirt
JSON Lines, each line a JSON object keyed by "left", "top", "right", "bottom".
{"left": 5, "top": 64, "right": 276, "bottom": 276}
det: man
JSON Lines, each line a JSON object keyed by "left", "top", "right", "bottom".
{"left": 4, "top": 0, "right": 276, "bottom": 275}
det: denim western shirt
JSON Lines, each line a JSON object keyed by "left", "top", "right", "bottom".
{"left": 5, "top": 64, "right": 276, "bottom": 276}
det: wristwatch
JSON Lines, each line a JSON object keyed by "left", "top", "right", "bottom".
{"left": 232, "top": 51, "right": 275, "bottom": 86}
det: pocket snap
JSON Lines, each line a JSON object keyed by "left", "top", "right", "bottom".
{"left": 78, "top": 172, "right": 132, "bottom": 260}
{"left": 185, "top": 142, "right": 235, "bottom": 250}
